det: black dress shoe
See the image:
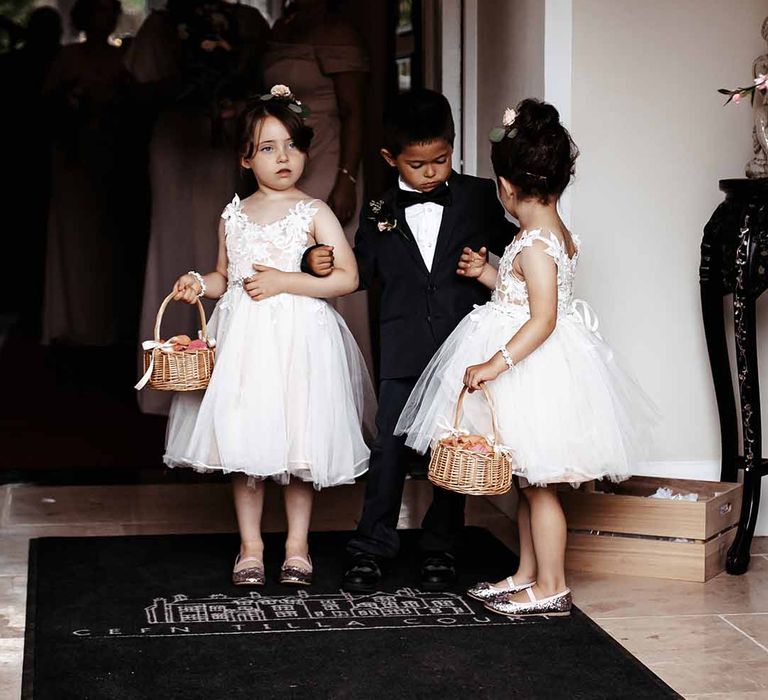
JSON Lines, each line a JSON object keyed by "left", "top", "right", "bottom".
{"left": 341, "top": 554, "right": 384, "bottom": 593}
{"left": 420, "top": 552, "right": 457, "bottom": 591}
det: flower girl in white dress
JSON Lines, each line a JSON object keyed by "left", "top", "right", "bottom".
{"left": 395, "top": 99, "right": 657, "bottom": 616}
{"left": 166, "top": 86, "right": 375, "bottom": 587}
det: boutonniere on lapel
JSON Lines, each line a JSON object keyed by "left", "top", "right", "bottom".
{"left": 368, "top": 200, "right": 409, "bottom": 241}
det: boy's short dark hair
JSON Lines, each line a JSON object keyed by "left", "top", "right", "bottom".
{"left": 383, "top": 89, "right": 455, "bottom": 157}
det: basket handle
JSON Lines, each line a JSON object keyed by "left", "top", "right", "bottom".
{"left": 154, "top": 291, "right": 209, "bottom": 343}
{"left": 453, "top": 383, "right": 501, "bottom": 446}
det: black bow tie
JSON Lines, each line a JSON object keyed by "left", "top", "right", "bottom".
{"left": 396, "top": 183, "right": 452, "bottom": 209}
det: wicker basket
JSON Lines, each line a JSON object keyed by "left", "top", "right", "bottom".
{"left": 136, "top": 292, "right": 215, "bottom": 392}
{"left": 428, "top": 384, "right": 512, "bottom": 496}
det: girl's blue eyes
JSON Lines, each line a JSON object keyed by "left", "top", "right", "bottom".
{"left": 259, "top": 142, "right": 297, "bottom": 153}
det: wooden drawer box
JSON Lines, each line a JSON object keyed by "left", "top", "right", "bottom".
{"left": 560, "top": 476, "right": 742, "bottom": 582}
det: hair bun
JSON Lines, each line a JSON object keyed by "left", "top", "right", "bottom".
{"left": 514, "top": 98, "right": 560, "bottom": 134}
{"left": 490, "top": 96, "right": 578, "bottom": 203}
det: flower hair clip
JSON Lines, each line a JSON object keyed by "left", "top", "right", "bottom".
{"left": 258, "top": 84, "right": 311, "bottom": 117}
{"left": 489, "top": 107, "right": 517, "bottom": 142}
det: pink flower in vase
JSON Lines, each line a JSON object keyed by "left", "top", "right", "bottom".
{"left": 733, "top": 92, "right": 743, "bottom": 104}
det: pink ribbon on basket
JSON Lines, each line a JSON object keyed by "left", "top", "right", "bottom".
{"left": 134, "top": 340, "right": 175, "bottom": 391}
{"left": 134, "top": 332, "right": 217, "bottom": 391}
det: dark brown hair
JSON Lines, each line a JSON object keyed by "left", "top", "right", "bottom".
{"left": 238, "top": 99, "right": 314, "bottom": 163}
{"left": 382, "top": 89, "right": 455, "bottom": 157}
{"left": 491, "top": 98, "right": 578, "bottom": 203}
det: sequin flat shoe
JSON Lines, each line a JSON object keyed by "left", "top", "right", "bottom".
{"left": 467, "top": 576, "right": 535, "bottom": 602}
{"left": 280, "top": 555, "right": 313, "bottom": 586}
{"left": 484, "top": 587, "right": 572, "bottom": 617}
{"left": 232, "top": 555, "right": 265, "bottom": 586}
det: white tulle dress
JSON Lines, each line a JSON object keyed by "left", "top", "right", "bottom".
{"left": 164, "top": 196, "right": 376, "bottom": 489}
{"left": 395, "top": 229, "right": 658, "bottom": 487}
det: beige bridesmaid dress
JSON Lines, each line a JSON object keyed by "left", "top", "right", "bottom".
{"left": 263, "top": 40, "right": 373, "bottom": 373}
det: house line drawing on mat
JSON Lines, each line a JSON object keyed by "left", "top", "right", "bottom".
{"left": 145, "top": 588, "right": 474, "bottom": 625}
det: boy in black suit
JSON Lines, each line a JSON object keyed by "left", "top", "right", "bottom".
{"left": 304, "top": 89, "right": 517, "bottom": 591}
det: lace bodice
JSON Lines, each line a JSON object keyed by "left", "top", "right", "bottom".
{"left": 221, "top": 195, "right": 318, "bottom": 286}
{"left": 491, "top": 229, "right": 581, "bottom": 317}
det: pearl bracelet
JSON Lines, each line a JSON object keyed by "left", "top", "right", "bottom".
{"left": 187, "top": 270, "right": 206, "bottom": 298}
{"left": 339, "top": 167, "right": 357, "bottom": 185}
{"left": 499, "top": 345, "right": 515, "bottom": 370}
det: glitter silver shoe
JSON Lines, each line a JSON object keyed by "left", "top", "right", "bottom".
{"left": 467, "top": 576, "right": 535, "bottom": 602}
{"left": 280, "top": 555, "right": 313, "bottom": 586}
{"left": 232, "top": 555, "right": 265, "bottom": 586}
{"left": 484, "top": 586, "right": 572, "bottom": 617}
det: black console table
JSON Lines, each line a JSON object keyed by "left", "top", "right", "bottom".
{"left": 700, "top": 178, "right": 768, "bottom": 574}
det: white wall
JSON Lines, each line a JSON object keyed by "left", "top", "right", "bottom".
{"left": 570, "top": 0, "right": 765, "bottom": 489}
{"left": 471, "top": 0, "right": 768, "bottom": 527}
{"left": 476, "top": 0, "right": 545, "bottom": 177}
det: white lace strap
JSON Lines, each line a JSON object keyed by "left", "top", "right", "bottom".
{"left": 221, "top": 193, "right": 241, "bottom": 222}
{"left": 291, "top": 198, "right": 320, "bottom": 230}
{"left": 523, "top": 230, "right": 566, "bottom": 260}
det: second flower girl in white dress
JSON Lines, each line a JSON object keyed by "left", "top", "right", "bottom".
{"left": 396, "top": 99, "right": 657, "bottom": 616}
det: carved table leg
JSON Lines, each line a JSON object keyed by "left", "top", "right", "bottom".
{"left": 727, "top": 222, "right": 762, "bottom": 575}
{"left": 699, "top": 281, "right": 739, "bottom": 482}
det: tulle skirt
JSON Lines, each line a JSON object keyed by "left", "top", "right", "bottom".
{"left": 164, "top": 287, "right": 376, "bottom": 489}
{"left": 395, "top": 301, "right": 658, "bottom": 487}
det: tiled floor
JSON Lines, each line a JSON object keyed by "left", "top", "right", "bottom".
{"left": 2, "top": 480, "right": 767, "bottom": 699}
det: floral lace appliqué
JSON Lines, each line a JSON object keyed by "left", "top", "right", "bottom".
{"left": 491, "top": 229, "right": 581, "bottom": 318}
{"left": 223, "top": 195, "right": 318, "bottom": 281}
{"left": 218, "top": 195, "right": 319, "bottom": 311}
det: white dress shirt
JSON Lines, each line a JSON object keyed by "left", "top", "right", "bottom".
{"left": 398, "top": 177, "right": 445, "bottom": 272}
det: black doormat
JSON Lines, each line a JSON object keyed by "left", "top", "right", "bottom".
{"left": 23, "top": 528, "right": 679, "bottom": 699}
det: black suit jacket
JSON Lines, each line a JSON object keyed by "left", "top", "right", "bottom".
{"left": 356, "top": 171, "right": 518, "bottom": 379}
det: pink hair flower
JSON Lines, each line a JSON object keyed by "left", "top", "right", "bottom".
{"left": 270, "top": 84, "right": 293, "bottom": 98}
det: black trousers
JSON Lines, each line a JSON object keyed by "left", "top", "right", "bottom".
{"left": 347, "top": 378, "right": 466, "bottom": 559}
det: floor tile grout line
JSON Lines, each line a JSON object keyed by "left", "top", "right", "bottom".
{"left": 593, "top": 612, "right": 768, "bottom": 621}
{"left": 717, "top": 614, "right": 768, "bottom": 655}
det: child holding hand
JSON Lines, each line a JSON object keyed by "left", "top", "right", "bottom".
{"left": 396, "top": 99, "right": 657, "bottom": 615}
{"left": 166, "top": 87, "right": 375, "bottom": 587}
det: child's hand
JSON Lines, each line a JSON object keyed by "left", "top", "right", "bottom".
{"left": 463, "top": 353, "right": 508, "bottom": 392}
{"left": 173, "top": 274, "right": 203, "bottom": 304}
{"left": 457, "top": 247, "right": 487, "bottom": 278}
{"left": 244, "top": 264, "right": 286, "bottom": 301}
{"left": 307, "top": 245, "right": 335, "bottom": 277}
